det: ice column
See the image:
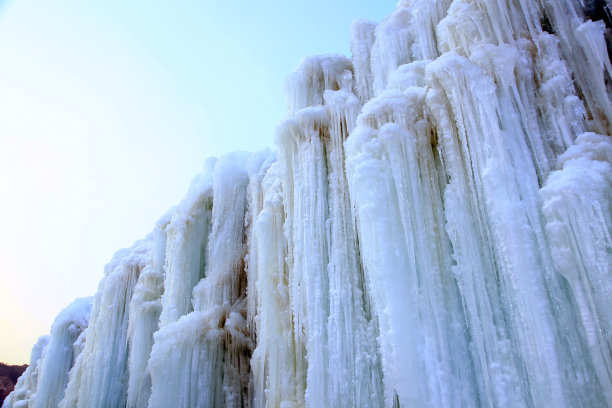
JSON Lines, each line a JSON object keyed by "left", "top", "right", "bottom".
{"left": 31, "top": 297, "right": 92, "bottom": 408}
{"left": 540, "top": 132, "right": 612, "bottom": 405}
{"left": 59, "top": 241, "right": 151, "bottom": 408}
{"left": 278, "top": 55, "right": 384, "bottom": 408}
{"left": 249, "top": 160, "right": 303, "bottom": 408}
{"left": 8, "top": 1, "right": 612, "bottom": 407}
{"left": 148, "top": 152, "right": 252, "bottom": 408}
{"left": 159, "top": 159, "right": 216, "bottom": 327}
{"left": 426, "top": 51, "right": 609, "bottom": 407}
{"left": 126, "top": 212, "right": 173, "bottom": 408}
{"left": 345, "top": 63, "right": 477, "bottom": 407}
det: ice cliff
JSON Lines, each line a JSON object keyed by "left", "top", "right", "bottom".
{"left": 5, "top": 0, "right": 612, "bottom": 406}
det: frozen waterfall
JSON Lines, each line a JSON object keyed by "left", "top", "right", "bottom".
{"left": 5, "top": 0, "right": 612, "bottom": 407}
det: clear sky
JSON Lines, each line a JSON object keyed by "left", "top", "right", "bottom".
{"left": 0, "top": 0, "right": 394, "bottom": 365}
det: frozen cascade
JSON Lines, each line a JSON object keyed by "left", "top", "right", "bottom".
{"left": 5, "top": 0, "right": 612, "bottom": 407}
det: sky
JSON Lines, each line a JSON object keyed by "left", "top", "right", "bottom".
{"left": 0, "top": 1, "right": 395, "bottom": 364}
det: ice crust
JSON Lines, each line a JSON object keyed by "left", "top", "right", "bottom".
{"left": 5, "top": 0, "right": 612, "bottom": 407}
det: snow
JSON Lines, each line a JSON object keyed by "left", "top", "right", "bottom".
{"left": 7, "top": 0, "right": 612, "bottom": 407}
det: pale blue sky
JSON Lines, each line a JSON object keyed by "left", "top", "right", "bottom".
{"left": 0, "top": 1, "right": 394, "bottom": 364}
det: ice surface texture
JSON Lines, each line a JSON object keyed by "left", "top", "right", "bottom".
{"left": 5, "top": 0, "right": 612, "bottom": 406}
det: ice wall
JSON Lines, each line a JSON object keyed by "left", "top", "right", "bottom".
{"left": 7, "top": 0, "right": 612, "bottom": 407}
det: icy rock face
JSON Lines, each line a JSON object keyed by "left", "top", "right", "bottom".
{"left": 10, "top": 0, "right": 612, "bottom": 407}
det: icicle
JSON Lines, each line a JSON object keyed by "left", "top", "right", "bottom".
{"left": 532, "top": 32, "right": 586, "bottom": 158}
{"left": 14, "top": 2, "right": 612, "bottom": 407}
{"left": 244, "top": 149, "right": 276, "bottom": 339}
{"left": 30, "top": 298, "right": 92, "bottom": 408}
{"left": 126, "top": 211, "right": 173, "bottom": 408}
{"left": 407, "top": 0, "right": 453, "bottom": 60}
{"left": 2, "top": 337, "right": 49, "bottom": 408}
{"left": 277, "top": 55, "right": 385, "bottom": 408}
{"left": 345, "top": 69, "right": 477, "bottom": 407}
{"left": 149, "top": 152, "right": 253, "bottom": 408}
{"left": 540, "top": 132, "right": 612, "bottom": 406}
{"left": 350, "top": 19, "right": 377, "bottom": 103}
{"left": 426, "top": 51, "right": 610, "bottom": 407}
{"left": 158, "top": 159, "right": 216, "bottom": 327}
{"left": 540, "top": 0, "right": 612, "bottom": 133}
{"left": 250, "top": 161, "right": 303, "bottom": 408}
{"left": 370, "top": 6, "right": 413, "bottom": 94}
{"left": 277, "top": 104, "right": 332, "bottom": 408}
{"left": 323, "top": 88, "right": 385, "bottom": 408}
{"left": 284, "top": 55, "right": 353, "bottom": 112}
{"left": 59, "top": 241, "right": 150, "bottom": 408}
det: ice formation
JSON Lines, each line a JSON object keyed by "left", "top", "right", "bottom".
{"left": 5, "top": 0, "right": 612, "bottom": 407}
{"left": 4, "top": 298, "right": 91, "bottom": 408}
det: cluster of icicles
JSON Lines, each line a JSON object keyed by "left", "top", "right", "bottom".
{"left": 5, "top": 0, "right": 612, "bottom": 406}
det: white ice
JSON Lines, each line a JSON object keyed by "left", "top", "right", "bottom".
{"left": 9, "top": 0, "right": 612, "bottom": 407}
